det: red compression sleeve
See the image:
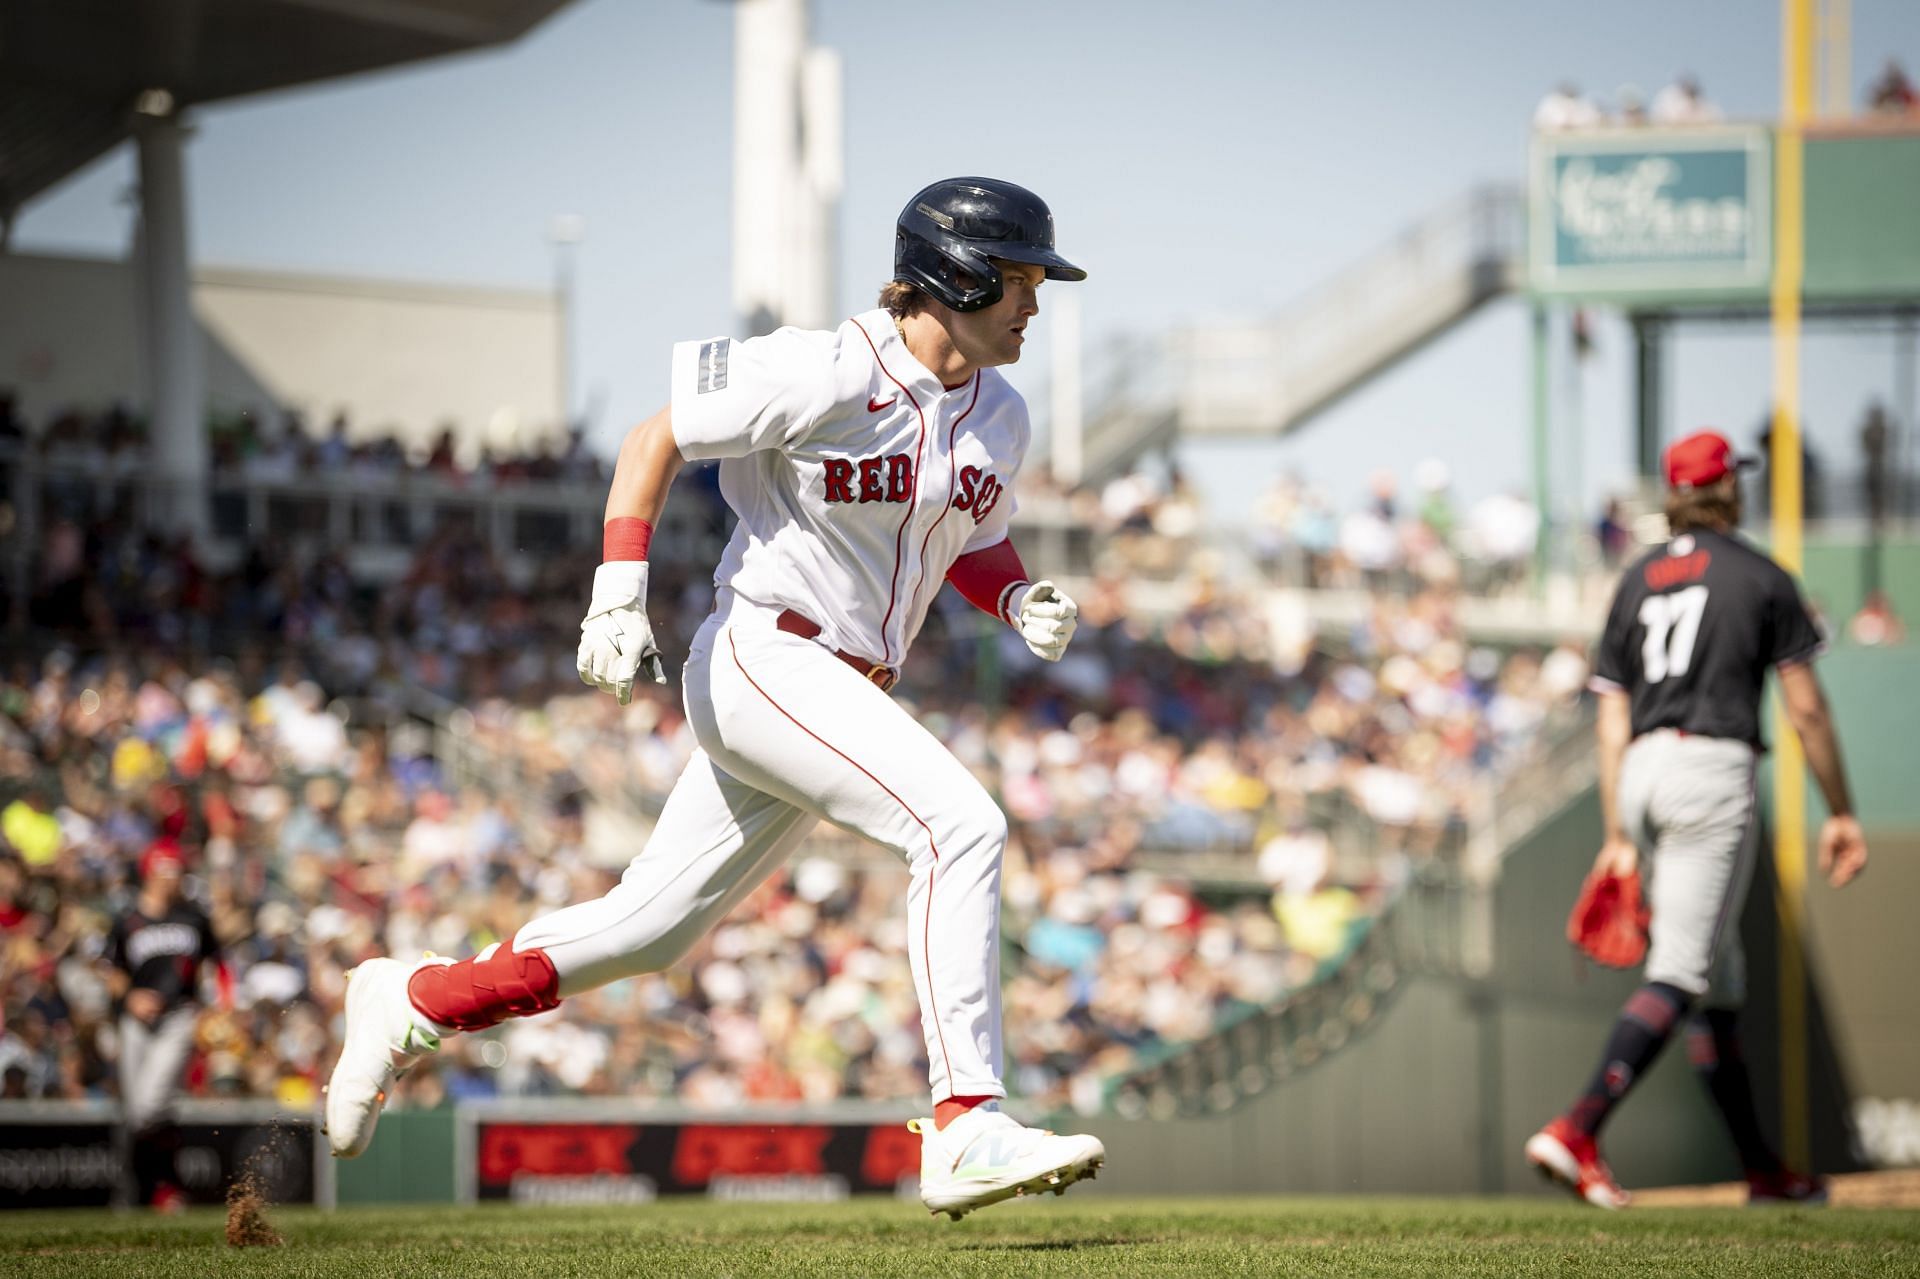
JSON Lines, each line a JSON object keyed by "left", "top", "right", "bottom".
{"left": 946, "top": 538, "right": 1030, "bottom": 627}
{"left": 603, "top": 516, "right": 653, "bottom": 561}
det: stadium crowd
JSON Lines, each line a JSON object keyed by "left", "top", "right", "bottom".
{"left": 0, "top": 508, "right": 1590, "bottom": 1120}
{"left": 2, "top": 389, "right": 1608, "bottom": 1118}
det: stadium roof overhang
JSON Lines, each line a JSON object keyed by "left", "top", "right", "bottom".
{"left": 0, "top": 0, "right": 573, "bottom": 222}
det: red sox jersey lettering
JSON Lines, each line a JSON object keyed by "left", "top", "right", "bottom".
{"left": 821, "top": 455, "right": 1007, "bottom": 522}
{"left": 669, "top": 311, "right": 1029, "bottom": 667}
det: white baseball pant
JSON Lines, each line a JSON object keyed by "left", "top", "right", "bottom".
{"left": 1617, "top": 730, "right": 1759, "bottom": 1007}
{"left": 515, "top": 587, "right": 1006, "bottom": 1101}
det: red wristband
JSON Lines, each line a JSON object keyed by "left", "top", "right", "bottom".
{"left": 603, "top": 517, "right": 653, "bottom": 562}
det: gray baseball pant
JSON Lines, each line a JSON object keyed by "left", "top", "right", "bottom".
{"left": 118, "top": 1006, "right": 197, "bottom": 1131}
{"left": 1617, "top": 730, "right": 1760, "bottom": 1007}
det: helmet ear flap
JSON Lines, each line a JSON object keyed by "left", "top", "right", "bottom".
{"left": 894, "top": 233, "right": 1002, "bottom": 313}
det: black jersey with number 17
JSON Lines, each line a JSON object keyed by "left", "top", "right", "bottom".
{"left": 1590, "top": 528, "right": 1825, "bottom": 747}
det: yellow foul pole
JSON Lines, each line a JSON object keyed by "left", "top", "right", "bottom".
{"left": 1772, "top": 0, "right": 1814, "bottom": 1175}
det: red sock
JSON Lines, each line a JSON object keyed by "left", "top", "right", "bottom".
{"left": 407, "top": 935, "right": 561, "bottom": 1032}
{"left": 934, "top": 1095, "right": 994, "bottom": 1131}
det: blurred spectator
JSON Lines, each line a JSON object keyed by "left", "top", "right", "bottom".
{"left": 317, "top": 412, "right": 352, "bottom": 470}
{"left": 1650, "top": 73, "right": 1721, "bottom": 124}
{"left": 2, "top": 788, "right": 62, "bottom": 867}
{"left": 1868, "top": 60, "right": 1918, "bottom": 115}
{"left": 1612, "top": 83, "right": 1649, "bottom": 126}
{"left": 1848, "top": 592, "right": 1906, "bottom": 647}
{"left": 1534, "top": 83, "right": 1603, "bottom": 131}
{"left": 1596, "top": 497, "right": 1632, "bottom": 569}
{"left": 1462, "top": 491, "right": 1540, "bottom": 593}
{"left": 1861, "top": 402, "right": 1892, "bottom": 529}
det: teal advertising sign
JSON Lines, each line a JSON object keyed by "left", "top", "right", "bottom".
{"left": 1530, "top": 127, "right": 1771, "bottom": 296}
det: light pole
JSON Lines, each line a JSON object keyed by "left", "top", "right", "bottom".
{"left": 548, "top": 213, "right": 586, "bottom": 435}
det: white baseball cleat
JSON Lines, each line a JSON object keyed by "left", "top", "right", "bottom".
{"left": 323, "top": 956, "right": 449, "bottom": 1159}
{"left": 911, "top": 1104, "right": 1106, "bottom": 1220}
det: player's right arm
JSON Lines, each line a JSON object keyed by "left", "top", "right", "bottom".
{"left": 1776, "top": 660, "right": 1867, "bottom": 887}
{"left": 577, "top": 407, "right": 684, "bottom": 704}
{"left": 579, "top": 329, "right": 835, "bottom": 705}
{"left": 606, "top": 406, "right": 686, "bottom": 530}
{"left": 1592, "top": 688, "right": 1637, "bottom": 876}
{"left": 1588, "top": 577, "right": 1639, "bottom": 876}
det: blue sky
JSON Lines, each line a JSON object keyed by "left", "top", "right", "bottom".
{"left": 16, "top": 0, "right": 1920, "bottom": 524}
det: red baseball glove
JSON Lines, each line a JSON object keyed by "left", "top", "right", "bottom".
{"left": 1566, "top": 865, "right": 1650, "bottom": 968}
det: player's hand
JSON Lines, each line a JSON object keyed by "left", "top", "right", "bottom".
{"left": 1593, "top": 835, "right": 1638, "bottom": 880}
{"left": 576, "top": 562, "right": 666, "bottom": 705}
{"left": 125, "top": 987, "right": 163, "bottom": 1023}
{"left": 1818, "top": 814, "right": 1867, "bottom": 888}
{"left": 1016, "top": 580, "right": 1078, "bottom": 662}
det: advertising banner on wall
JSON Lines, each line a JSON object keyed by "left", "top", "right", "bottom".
{"left": 1529, "top": 126, "right": 1772, "bottom": 297}
{"left": 465, "top": 1116, "right": 923, "bottom": 1204}
{"left": 0, "top": 1103, "right": 320, "bottom": 1210}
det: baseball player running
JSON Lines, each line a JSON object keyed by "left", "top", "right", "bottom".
{"left": 1526, "top": 429, "right": 1869, "bottom": 1208}
{"left": 328, "top": 177, "right": 1105, "bottom": 1217}
{"left": 105, "top": 841, "right": 222, "bottom": 1208}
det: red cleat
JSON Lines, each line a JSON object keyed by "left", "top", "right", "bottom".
{"left": 1525, "top": 1117, "right": 1631, "bottom": 1209}
{"left": 1747, "top": 1168, "right": 1829, "bottom": 1206}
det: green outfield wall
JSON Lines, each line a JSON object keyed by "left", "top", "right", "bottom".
{"left": 332, "top": 1109, "right": 458, "bottom": 1205}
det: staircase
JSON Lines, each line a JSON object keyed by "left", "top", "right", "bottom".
{"left": 1078, "top": 184, "right": 1525, "bottom": 484}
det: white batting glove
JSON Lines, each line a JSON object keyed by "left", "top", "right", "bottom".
{"left": 1015, "top": 580, "right": 1078, "bottom": 662}
{"left": 576, "top": 562, "right": 666, "bottom": 705}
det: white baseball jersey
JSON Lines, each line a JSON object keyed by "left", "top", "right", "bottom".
{"left": 670, "top": 309, "right": 1028, "bottom": 668}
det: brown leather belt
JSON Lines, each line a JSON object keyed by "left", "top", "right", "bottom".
{"left": 776, "top": 609, "right": 898, "bottom": 692}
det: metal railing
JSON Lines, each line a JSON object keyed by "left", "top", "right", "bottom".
{"left": 1073, "top": 184, "right": 1525, "bottom": 482}
{"left": 0, "top": 442, "right": 728, "bottom": 583}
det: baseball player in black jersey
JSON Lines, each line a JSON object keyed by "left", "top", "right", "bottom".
{"left": 1526, "top": 429, "right": 1869, "bottom": 1209}
{"left": 104, "top": 841, "right": 221, "bottom": 1209}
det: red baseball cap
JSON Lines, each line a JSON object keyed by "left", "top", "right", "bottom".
{"left": 139, "top": 839, "right": 188, "bottom": 881}
{"left": 1664, "top": 429, "right": 1755, "bottom": 491}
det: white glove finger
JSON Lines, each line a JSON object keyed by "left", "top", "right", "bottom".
{"left": 614, "top": 674, "right": 635, "bottom": 706}
{"left": 1025, "top": 600, "right": 1074, "bottom": 621}
{"left": 1026, "top": 580, "right": 1059, "bottom": 605}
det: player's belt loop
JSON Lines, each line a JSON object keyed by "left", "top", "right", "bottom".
{"left": 775, "top": 609, "right": 898, "bottom": 694}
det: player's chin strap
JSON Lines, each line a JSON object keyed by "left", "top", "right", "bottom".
{"left": 407, "top": 934, "right": 560, "bottom": 1032}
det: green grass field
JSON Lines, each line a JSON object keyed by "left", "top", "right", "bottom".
{"left": 7, "top": 1197, "right": 1918, "bottom": 1278}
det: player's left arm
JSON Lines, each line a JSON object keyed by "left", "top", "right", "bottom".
{"left": 1766, "top": 566, "right": 1863, "bottom": 885}
{"left": 944, "top": 415, "right": 1076, "bottom": 661}
{"left": 1777, "top": 660, "right": 1867, "bottom": 887}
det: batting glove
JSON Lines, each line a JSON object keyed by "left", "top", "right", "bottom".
{"left": 576, "top": 562, "right": 666, "bottom": 705}
{"left": 1015, "top": 580, "right": 1078, "bottom": 662}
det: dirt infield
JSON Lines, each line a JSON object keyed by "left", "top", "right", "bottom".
{"left": 1633, "top": 1168, "right": 1920, "bottom": 1208}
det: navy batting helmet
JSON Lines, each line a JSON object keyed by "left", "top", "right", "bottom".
{"left": 894, "top": 177, "right": 1086, "bottom": 313}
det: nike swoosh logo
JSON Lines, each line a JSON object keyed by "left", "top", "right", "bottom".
{"left": 868, "top": 395, "right": 897, "bottom": 413}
